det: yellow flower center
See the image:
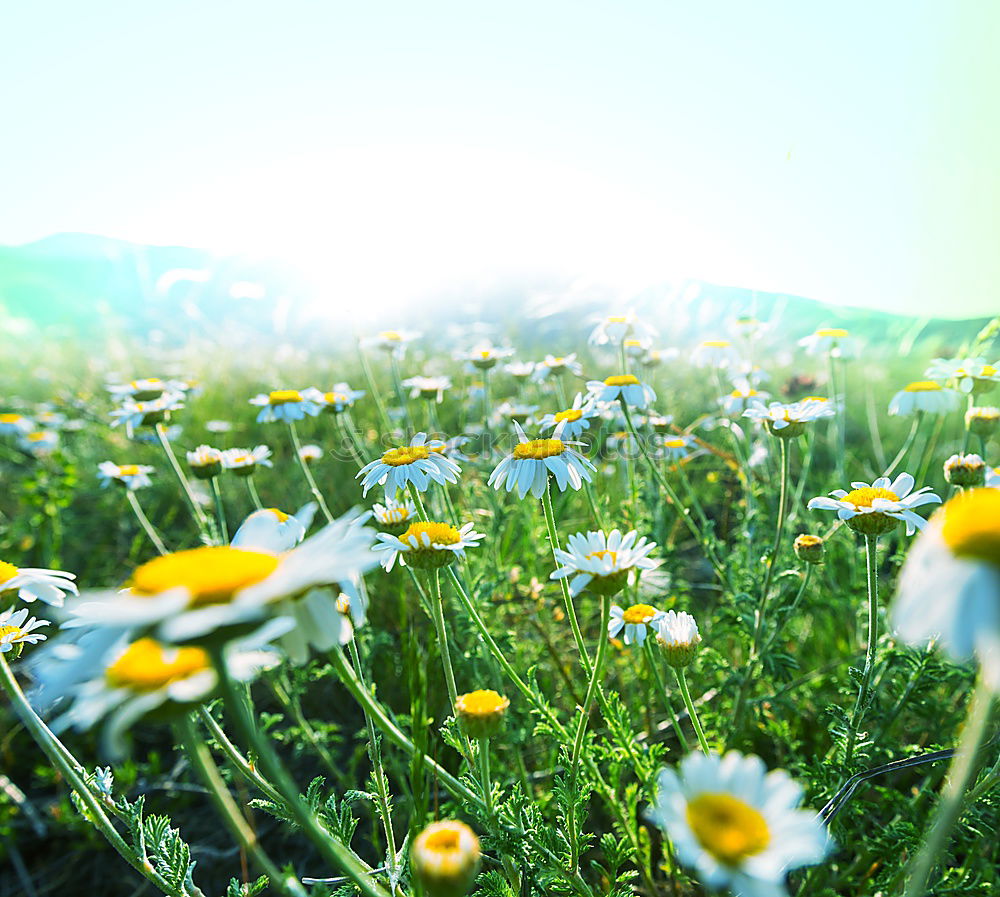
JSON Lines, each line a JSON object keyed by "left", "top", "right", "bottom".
{"left": 554, "top": 408, "right": 583, "bottom": 423}
{"left": 27, "top": 432, "right": 47, "bottom": 442}
{"left": 324, "top": 392, "right": 349, "bottom": 404}
{"left": 0, "top": 560, "right": 19, "bottom": 585}
{"left": 941, "top": 489, "right": 1000, "bottom": 566}
{"left": 479, "top": 350, "right": 492, "bottom": 358}
{"left": 266, "top": 508, "right": 290, "bottom": 522}
{"left": 624, "top": 339, "right": 642, "bottom": 347}
{"left": 815, "top": 328, "right": 849, "bottom": 338}
{"left": 380, "top": 330, "right": 402, "bottom": 341}
{"left": 232, "top": 454, "right": 251, "bottom": 464}
{"left": 607, "top": 316, "right": 628, "bottom": 323}
{"left": 0, "top": 624, "right": 25, "bottom": 640}
{"left": 586, "top": 549, "right": 619, "bottom": 566}
{"left": 842, "top": 487, "right": 899, "bottom": 508}
{"left": 105, "top": 638, "right": 210, "bottom": 691}
{"left": 551, "top": 356, "right": 566, "bottom": 364}
{"left": 662, "top": 438, "right": 687, "bottom": 448}
{"left": 730, "top": 388, "right": 758, "bottom": 397}
{"left": 513, "top": 439, "right": 566, "bottom": 460}
{"left": 118, "top": 465, "right": 141, "bottom": 476}
{"left": 131, "top": 378, "right": 162, "bottom": 388}
{"left": 622, "top": 604, "right": 657, "bottom": 625}
{"left": 0, "top": 413, "right": 23, "bottom": 424}
{"left": 797, "top": 534, "right": 823, "bottom": 547}
{"left": 686, "top": 793, "right": 771, "bottom": 865}
{"left": 701, "top": 340, "right": 731, "bottom": 348}
{"left": 130, "top": 547, "right": 280, "bottom": 607}
{"left": 425, "top": 827, "right": 461, "bottom": 852}
{"left": 969, "top": 408, "right": 1000, "bottom": 421}
{"left": 455, "top": 689, "right": 509, "bottom": 716}
{"left": 383, "top": 506, "right": 411, "bottom": 524}
{"left": 382, "top": 445, "right": 430, "bottom": 466}
{"left": 904, "top": 380, "right": 943, "bottom": 392}
{"left": 604, "top": 374, "right": 640, "bottom": 386}
{"left": 268, "top": 390, "right": 302, "bottom": 404}
{"left": 801, "top": 396, "right": 828, "bottom": 402}
{"left": 400, "top": 521, "right": 462, "bottom": 547}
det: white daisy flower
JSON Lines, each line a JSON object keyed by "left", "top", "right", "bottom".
{"left": 0, "top": 413, "right": 34, "bottom": 436}
{"left": 488, "top": 422, "right": 595, "bottom": 500}
{"left": 967, "top": 406, "right": 1000, "bottom": 436}
{"left": 402, "top": 375, "right": 452, "bottom": 403}
{"left": 65, "top": 511, "right": 378, "bottom": 645}
{"left": 205, "top": 419, "right": 233, "bottom": 433}
{"left": 891, "top": 489, "right": 1000, "bottom": 691}
{"left": 373, "top": 520, "right": 484, "bottom": 572}
{"left": 742, "top": 399, "right": 835, "bottom": 437}
{"left": 0, "top": 560, "right": 78, "bottom": 607}
{"left": 691, "top": 340, "right": 742, "bottom": 369}
{"left": 107, "top": 377, "right": 186, "bottom": 402}
{"left": 647, "top": 751, "right": 829, "bottom": 897}
{"left": 303, "top": 383, "right": 366, "bottom": 414}
{"left": 372, "top": 498, "right": 418, "bottom": 535}
{"left": 623, "top": 337, "right": 652, "bottom": 356}
{"left": 110, "top": 391, "right": 185, "bottom": 438}
{"left": 503, "top": 360, "right": 536, "bottom": 380}
{"left": 248, "top": 389, "right": 323, "bottom": 424}
{"left": 944, "top": 453, "right": 986, "bottom": 487}
{"left": 721, "top": 380, "right": 771, "bottom": 415}
{"left": 798, "top": 327, "right": 856, "bottom": 358}
{"left": 298, "top": 444, "right": 323, "bottom": 464}
{"left": 538, "top": 393, "right": 598, "bottom": 440}
{"left": 531, "top": 353, "right": 583, "bottom": 381}
{"left": 640, "top": 347, "right": 680, "bottom": 368}
{"left": 588, "top": 312, "right": 657, "bottom": 347}
{"left": 98, "top": 461, "right": 155, "bottom": 490}
{"left": 459, "top": 343, "right": 515, "bottom": 371}
{"left": 494, "top": 401, "right": 540, "bottom": 426}
{"left": 230, "top": 505, "right": 317, "bottom": 553}
{"left": 186, "top": 444, "right": 223, "bottom": 479}
{"left": 654, "top": 610, "right": 702, "bottom": 667}
{"left": 550, "top": 529, "right": 660, "bottom": 597}
{"left": 20, "top": 430, "right": 59, "bottom": 456}
{"left": 645, "top": 413, "right": 675, "bottom": 433}
{"left": 586, "top": 374, "right": 657, "bottom": 409}
{"left": 358, "top": 432, "right": 461, "bottom": 497}
{"left": 925, "top": 356, "right": 1000, "bottom": 395}
{"left": 887, "top": 380, "right": 961, "bottom": 416}
{"left": 986, "top": 466, "right": 1000, "bottom": 488}
{"left": 656, "top": 435, "right": 695, "bottom": 461}
{"left": 608, "top": 603, "right": 663, "bottom": 645}
{"left": 362, "top": 329, "right": 422, "bottom": 357}
{"left": 40, "top": 630, "right": 282, "bottom": 757}
{"left": 0, "top": 607, "right": 49, "bottom": 656}
{"left": 221, "top": 445, "right": 273, "bottom": 476}
{"left": 807, "top": 472, "right": 941, "bottom": 537}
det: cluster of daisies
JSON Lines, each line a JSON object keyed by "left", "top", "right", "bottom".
{"left": 1, "top": 314, "right": 998, "bottom": 897}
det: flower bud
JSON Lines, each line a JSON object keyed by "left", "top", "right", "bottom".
{"left": 410, "top": 821, "right": 481, "bottom": 897}
{"left": 793, "top": 534, "right": 825, "bottom": 564}
{"left": 944, "top": 453, "right": 986, "bottom": 487}
{"left": 655, "top": 610, "right": 702, "bottom": 668}
{"left": 966, "top": 406, "right": 999, "bottom": 436}
{"left": 455, "top": 689, "right": 510, "bottom": 739}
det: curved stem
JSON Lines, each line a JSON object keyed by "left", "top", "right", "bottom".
{"left": 568, "top": 595, "right": 612, "bottom": 871}
{"left": 845, "top": 535, "right": 880, "bottom": 764}
{"left": 541, "top": 482, "right": 592, "bottom": 675}
{"left": 245, "top": 475, "right": 264, "bottom": 510}
{"left": 125, "top": 489, "right": 168, "bottom": 555}
{"left": 0, "top": 655, "right": 186, "bottom": 897}
{"left": 429, "top": 568, "right": 473, "bottom": 761}
{"left": 178, "top": 715, "right": 308, "bottom": 897}
{"left": 883, "top": 412, "right": 922, "bottom": 478}
{"left": 642, "top": 638, "right": 689, "bottom": 751}
{"left": 287, "top": 421, "right": 334, "bottom": 524}
{"left": 156, "top": 422, "right": 214, "bottom": 542}
{"left": 208, "top": 647, "right": 387, "bottom": 897}
{"left": 197, "top": 705, "right": 284, "bottom": 805}
{"left": 675, "top": 668, "right": 711, "bottom": 755}
{"left": 209, "top": 476, "right": 229, "bottom": 543}
{"left": 751, "top": 435, "right": 791, "bottom": 658}
{"left": 904, "top": 677, "right": 995, "bottom": 896}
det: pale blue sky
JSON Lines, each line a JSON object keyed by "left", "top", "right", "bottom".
{"left": 2, "top": 2, "right": 997, "bottom": 316}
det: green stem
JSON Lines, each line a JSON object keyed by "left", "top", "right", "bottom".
{"left": 675, "top": 668, "right": 711, "bottom": 754}
{"left": 903, "top": 677, "right": 995, "bottom": 896}
{"left": 266, "top": 671, "right": 339, "bottom": 775}
{"left": 752, "top": 435, "right": 791, "bottom": 658}
{"left": 357, "top": 342, "right": 393, "bottom": 434}
{"left": 155, "top": 422, "right": 214, "bottom": 542}
{"left": 177, "top": 715, "right": 307, "bottom": 897}
{"left": 568, "top": 595, "right": 612, "bottom": 871}
{"left": 884, "top": 412, "right": 922, "bottom": 478}
{"left": 208, "top": 647, "right": 388, "bottom": 897}
{"left": 389, "top": 355, "right": 414, "bottom": 434}
{"left": 197, "top": 705, "right": 284, "bottom": 805}
{"left": 429, "top": 568, "right": 473, "bottom": 761}
{"left": 125, "top": 489, "right": 168, "bottom": 555}
{"left": 642, "top": 638, "right": 689, "bottom": 751}
{"left": 408, "top": 483, "right": 430, "bottom": 521}
{"left": 845, "top": 535, "right": 880, "bottom": 764}
{"left": 327, "top": 644, "right": 482, "bottom": 807}
{"left": 541, "top": 481, "right": 592, "bottom": 676}
{"left": 287, "top": 421, "right": 334, "bottom": 524}
{"left": 209, "top": 476, "right": 229, "bottom": 543}
{"left": 245, "top": 475, "right": 264, "bottom": 510}
{"left": 0, "top": 655, "right": 187, "bottom": 897}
